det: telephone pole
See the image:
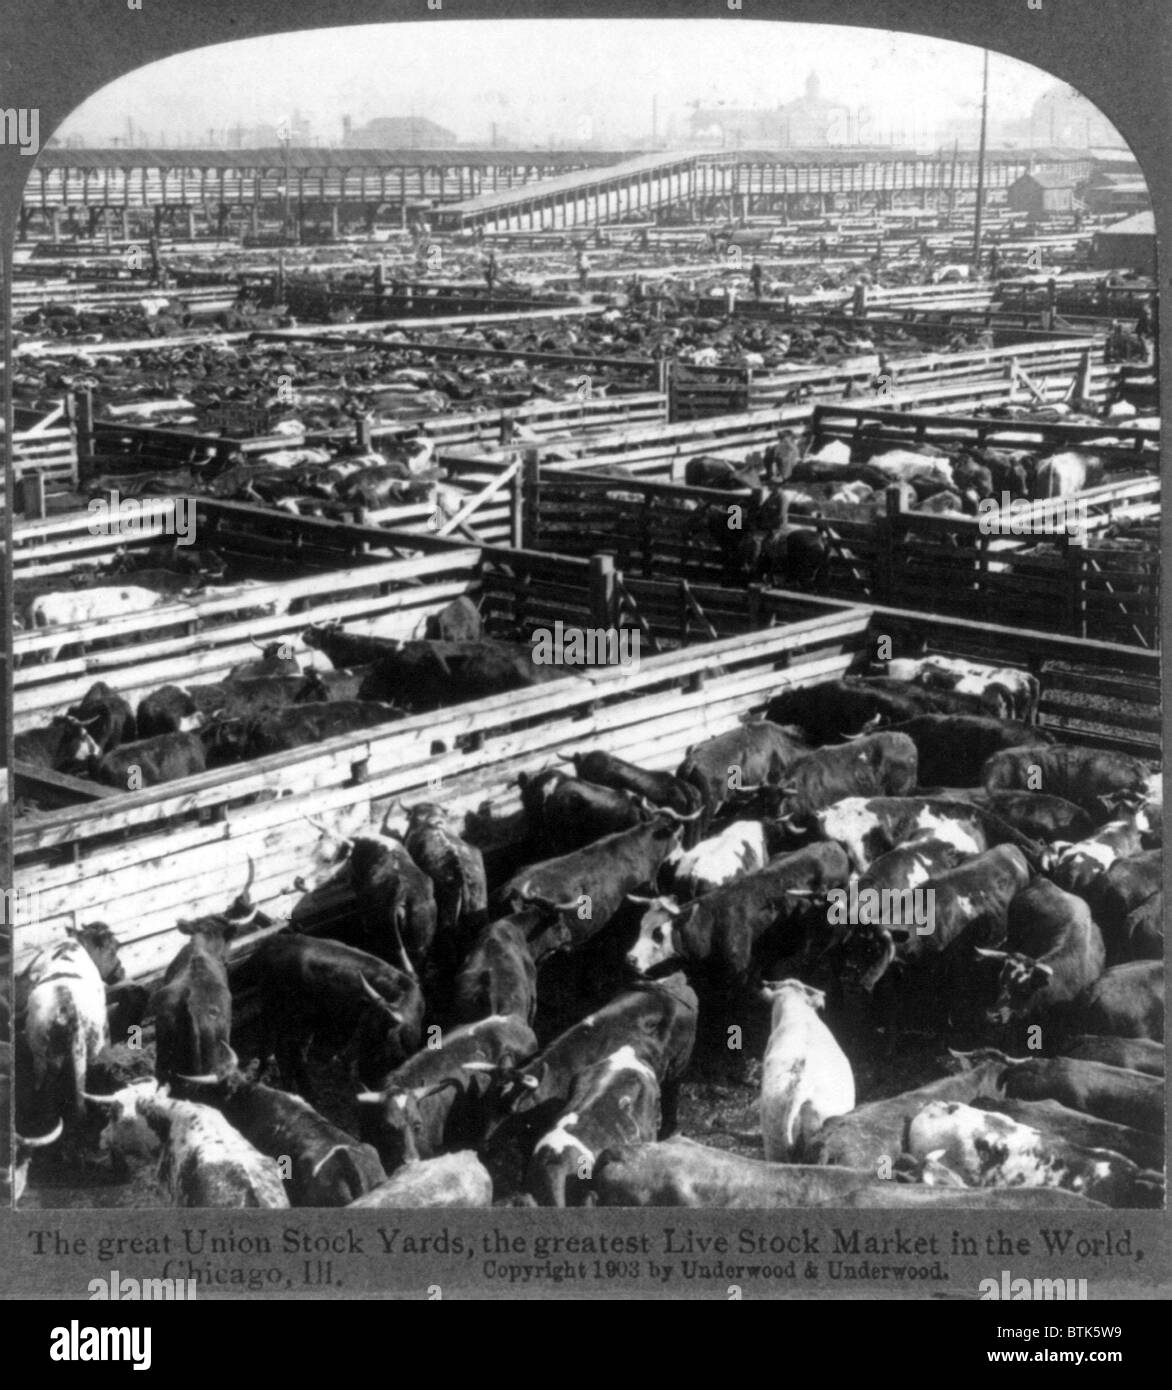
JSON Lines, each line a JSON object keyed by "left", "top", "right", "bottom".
{"left": 972, "top": 48, "right": 990, "bottom": 273}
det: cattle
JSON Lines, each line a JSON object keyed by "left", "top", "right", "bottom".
{"left": 349, "top": 1151, "right": 493, "bottom": 1208}
{"left": 625, "top": 842, "right": 850, "bottom": 991}
{"left": 1049, "top": 804, "right": 1151, "bottom": 898}
{"left": 527, "top": 1046, "right": 661, "bottom": 1206}
{"left": 82, "top": 1078, "right": 162, "bottom": 1177}
{"left": 227, "top": 639, "right": 302, "bottom": 681}
{"left": 399, "top": 802, "right": 488, "bottom": 965}
{"left": 452, "top": 913, "right": 539, "bottom": 1026}
{"left": 905, "top": 1100, "right": 1160, "bottom": 1207}
{"left": 134, "top": 1090, "right": 290, "bottom": 1208}
{"left": 558, "top": 749, "right": 704, "bottom": 844}
{"left": 978, "top": 879, "right": 1106, "bottom": 1032}
{"left": 968, "top": 1096, "right": 1162, "bottom": 1171}
{"left": 518, "top": 771, "right": 651, "bottom": 855}
{"left": 19, "top": 924, "right": 125, "bottom": 1141}
{"left": 90, "top": 731, "right": 207, "bottom": 788}
{"left": 357, "top": 1014, "right": 538, "bottom": 1171}
{"left": 1061, "top": 1035, "right": 1164, "bottom": 1076}
{"left": 198, "top": 1072, "right": 387, "bottom": 1206}
{"left": 595, "top": 1137, "right": 1104, "bottom": 1208}
{"left": 684, "top": 454, "right": 761, "bottom": 491}
{"left": 765, "top": 731, "right": 918, "bottom": 829}
{"left": 421, "top": 595, "right": 482, "bottom": 643}
{"left": 113, "top": 543, "right": 227, "bottom": 582}
{"left": 136, "top": 685, "right": 204, "bottom": 738}
{"left": 803, "top": 1056, "right": 1010, "bottom": 1169}
{"left": 1032, "top": 450, "right": 1103, "bottom": 500}
{"left": 764, "top": 677, "right": 986, "bottom": 745}
{"left": 203, "top": 700, "right": 400, "bottom": 765}
{"left": 675, "top": 721, "right": 808, "bottom": 835}
{"left": 355, "top": 637, "right": 565, "bottom": 711}
{"left": 760, "top": 980, "right": 854, "bottom": 1161}
{"left": 499, "top": 818, "right": 685, "bottom": 960}
{"left": 30, "top": 586, "right": 169, "bottom": 661}
{"left": 981, "top": 745, "right": 1151, "bottom": 816}
{"left": 13, "top": 715, "right": 103, "bottom": 773}
{"left": 477, "top": 974, "right": 698, "bottom": 1162}
{"left": 66, "top": 681, "right": 136, "bottom": 754}
{"left": 872, "top": 715, "right": 1050, "bottom": 787}
{"left": 243, "top": 934, "right": 424, "bottom": 1093}
{"left": 1062, "top": 961, "right": 1164, "bottom": 1041}
{"left": 152, "top": 867, "right": 259, "bottom": 1087}
{"left": 953, "top": 1050, "right": 1163, "bottom": 1135}
{"left": 740, "top": 522, "right": 830, "bottom": 591}
{"left": 303, "top": 621, "right": 404, "bottom": 670}
{"left": 663, "top": 820, "right": 778, "bottom": 900}
{"left": 885, "top": 656, "right": 1040, "bottom": 724}
{"left": 972, "top": 791, "right": 1096, "bottom": 846}
{"left": 1087, "top": 849, "right": 1161, "bottom": 964}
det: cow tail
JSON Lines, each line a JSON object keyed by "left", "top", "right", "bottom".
{"left": 69, "top": 1017, "right": 89, "bottom": 1123}
{"left": 392, "top": 909, "right": 417, "bottom": 980}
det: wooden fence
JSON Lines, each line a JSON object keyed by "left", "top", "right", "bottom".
{"left": 7, "top": 401, "right": 80, "bottom": 500}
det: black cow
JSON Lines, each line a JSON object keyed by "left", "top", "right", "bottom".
{"left": 452, "top": 913, "right": 540, "bottom": 1026}
{"left": 499, "top": 818, "right": 684, "bottom": 960}
{"left": 242, "top": 933, "right": 424, "bottom": 1094}
{"left": 90, "top": 731, "right": 207, "bottom": 788}
{"left": 763, "top": 676, "right": 985, "bottom": 745}
{"left": 982, "top": 745, "right": 1151, "bottom": 816}
{"left": 14, "top": 716, "right": 103, "bottom": 773}
{"left": 357, "top": 1014, "right": 538, "bottom": 1171}
{"left": 136, "top": 685, "right": 203, "bottom": 739}
{"left": 1061, "top": 1035, "right": 1164, "bottom": 1076}
{"left": 422, "top": 596, "right": 482, "bottom": 642}
{"left": 518, "top": 772, "right": 655, "bottom": 855}
{"left": 152, "top": 867, "right": 259, "bottom": 1087}
{"left": 227, "top": 639, "right": 302, "bottom": 681}
{"left": 560, "top": 750, "right": 703, "bottom": 820}
{"left": 66, "top": 682, "right": 136, "bottom": 755}
{"left": 398, "top": 802, "right": 488, "bottom": 966}
{"left": 676, "top": 721, "right": 808, "bottom": 836}
{"left": 765, "top": 732, "right": 918, "bottom": 828}
{"left": 876, "top": 714, "right": 1051, "bottom": 787}
{"left": 303, "top": 621, "right": 404, "bottom": 670}
{"left": 205, "top": 700, "right": 400, "bottom": 765}
{"left": 1062, "top": 961, "right": 1163, "bottom": 1041}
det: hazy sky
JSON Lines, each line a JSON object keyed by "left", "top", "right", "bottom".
{"left": 55, "top": 19, "right": 1087, "bottom": 147}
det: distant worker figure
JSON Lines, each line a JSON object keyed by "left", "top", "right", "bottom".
{"left": 1135, "top": 297, "right": 1154, "bottom": 340}
{"left": 763, "top": 428, "right": 801, "bottom": 483}
{"left": 484, "top": 248, "right": 498, "bottom": 294}
{"left": 639, "top": 227, "right": 651, "bottom": 251}
{"left": 988, "top": 245, "right": 1001, "bottom": 278}
{"left": 817, "top": 236, "right": 828, "bottom": 261}
{"left": 750, "top": 261, "right": 764, "bottom": 300}
{"left": 576, "top": 247, "right": 592, "bottom": 291}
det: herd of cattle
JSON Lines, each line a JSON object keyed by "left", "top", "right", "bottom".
{"left": 14, "top": 649, "right": 1164, "bottom": 1208}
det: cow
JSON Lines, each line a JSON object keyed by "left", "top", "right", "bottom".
{"left": 952, "top": 1049, "right": 1163, "bottom": 1135}
{"left": 625, "top": 843, "right": 851, "bottom": 993}
{"left": 136, "top": 685, "right": 204, "bottom": 738}
{"left": 684, "top": 455, "right": 761, "bottom": 491}
{"left": 802, "top": 1056, "right": 1011, "bottom": 1170}
{"left": 303, "top": 621, "right": 405, "bottom": 671}
{"left": 89, "top": 731, "right": 207, "bottom": 788}
{"left": 527, "top": 1046, "right": 661, "bottom": 1207}
{"left": 869, "top": 715, "right": 1050, "bottom": 787}
{"left": 203, "top": 700, "right": 400, "bottom": 765}
{"left": 662, "top": 820, "right": 778, "bottom": 900}
{"left": 13, "top": 716, "right": 103, "bottom": 773}
{"left": 356, "top": 1014, "right": 538, "bottom": 1171}
{"left": 152, "top": 866, "right": 259, "bottom": 1088}
{"left": 475, "top": 974, "right": 698, "bottom": 1166}
{"left": 242, "top": 933, "right": 424, "bottom": 1094}
{"left": 760, "top": 980, "right": 854, "bottom": 1161}
{"left": 982, "top": 745, "right": 1151, "bottom": 816}
{"left": 421, "top": 595, "right": 482, "bottom": 643}
{"left": 499, "top": 817, "right": 685, "bottom": 960}
{"left": 1061, "top": 1035, "right": 1164, "bottom": 1076}
{"left": 977, "top": 879, "right": 1106, "bottom": 1032}
{"left": 227, "top": 638, "right": 302, "bottom": 681}
{"left": 399, "top": 802, "right": 488, "bottom": 966}
{"left": 1032, "top": 450, "right": 1104, "bottom": 500}
{"left": 18, "top": 924, "right": 125, "bottom": 1141}
{"left": 66, "top": 681, "right": 136, "bottom": 755}
{"left": 560, "top": 749, "right": 705, "bottom": 822}
{"left": 764, "top": 677, "right": 987, "bottom": 745}
{"left": 518, "top": 771, "right": 651, "bottom": 855}
{"left": 1089, "top": 849, "right": 1162, "bottom": 964}
{"left": 452, "top": 914, "right": 539, "bottom": 1026}
{"left": 806, "top": 796, "right": 1041, "bottom": 875}
{"left": 765, "top": 732, "right": 918, "bottom": 830}
{"left": 592, "top": 1135, "right": 1102, "bottom": 1209}
{"left": 29, "top": 586, "right": 169, "bottom": 661}
{"left": 972, "top": 791, "right": 1096, "bottom": 846}
{"left": 348, "top": 1151, "right": 493, "bottom": 1208}
{"left": 1049, "top": 804, "right": 1151, "bottom": 898}
{"left": 198, "top": 1071, "right": 386, "bottom": 1206}
{"left": 905, "top": 1100, "right": 1160, "bottom": 1207}
{"left": 968, "top": 1096, "right": 1162, "bottom": 1171}
{"left": 1062, "top": 961, "right": 1163, "bottom": 1041}
{"left": 885, "top": 656, "right": 1040, "bottom": 724}
{"left": 675, "top": 721, "right": 808, "bottom": 835}
{"left": 134, "top": 1089, "right": 291, "bottom": 1208}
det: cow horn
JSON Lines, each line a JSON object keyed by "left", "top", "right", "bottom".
{"left": 15, "top": 1118, "right": 64, "bottom": 1148}
{"left": 249, "top": 634, "right": 265, "bottom": 651}
{"left": 360, "top": 974, "right": 403, "bottom": 1022}
{"left": 305, "top": 815, "right": 354, "bottom": 848}
{"left": 173, "top": 1071, "right": 221, "bottom": 1085}
{"left": 973, "top": 947, "right": 1009, "bottom": 961}
{"left": 858, "top": 928, "right": 896, "bottom": 993}
{"left": 627, "top": 894, "right": 656, "bottom": 905}
{"left": 775, "top": 812, "right": 807, "bottom": 833}
{"left": 416, "top": 1078, "right": 462, "bottom": 1102}
{"left": 220, "top": 1043, "right": 239, "bottom": 1073}
{"left": 82, "top": 1091, "right": 120, "bottom": 1107}
{"left": 640, "top": 796, "right": 702, "bottom": 823}
{"left": 355, "top": 1090, "right": 385, "bottom": 1104}
{"left": 72, "top": 713, "right": 103, "bottom": 727}
{"left": 557, "top": 752, "right": 577, "bottom": 763}
{"left": 461, "top": 1061, "right": 497, "bottom": 1073}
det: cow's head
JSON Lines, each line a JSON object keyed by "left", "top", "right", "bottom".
{"left": 834, "top": 922, "right": 908, "bottom": 994}
{"left": 760, "top": 978, "right": 827, "bottom": 1013}
{"left": 625, "top": 896, "right": 684, "bottom": 976}
{"left": 355, "top": 1077, "right": 462, "bottom": 1170}
{"left": 514, "top": 768, "right": 567, "bottom": 824}
{"left": 68, "top": 922, "right": 125, "bottom": 986}
{"left": 402, "top": 801, "right": 450, "bottom": 836}
{"left": 52, "top": 714, "right": 104, "bottom": 770}
{"left": 351, "top": 975, "right": 422, "bottom": 1084}
{"left": 976, "top": 948, "right": 1053, "bottom": 1026}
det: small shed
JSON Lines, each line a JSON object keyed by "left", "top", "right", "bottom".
{"left": 1084, "top": 176, "right": 1151, "bottom": 216}
{"left": 1091, "top": 211, "right": 1156, "bottom": 275}
{"left": 1007, "top": 171, "right": 1077, "bottom": 217}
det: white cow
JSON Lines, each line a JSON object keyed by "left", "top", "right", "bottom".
{"left": 664, "top": 821, "right": 772, "bottom": 899}
{"left": 30, "top": 586, "right": 170, "bottom": 662}
{"left": 136, "top": 1091, "right": 290, "bottom": 1208}
{"left": 884, "top": 655, "right": 1040, "bottom": 723}
{"left": 348, "top": 1152, "right": 493, "bottom": 1208}
{"left": 760, "top": 980, "right": 855, "bottom": 1162}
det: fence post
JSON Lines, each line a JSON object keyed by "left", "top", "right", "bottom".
{"left": 509, "top": 460, "right": 524, "bottom": 550}
{"left": 521, "top": 447, "right": 541, "bottom": 550}
{"left": 880, "top": 484, "right": 903, "bottom": 604}
{"left": 355, "top": 415, "right": 373, "bottom": 452}
{"left": 589, "top": 553, "right": 618, "bottom": 630}
{"left": 373, "top": 262, "right": 386, "bottom": 316}
{"left": 70, "top": 386, "right": 95, "bottom": 479}
{"left": 19, "top": 472, "right": 46, "bottom": 520}
{"left": 1065, "top": 530, "right": 1087, "bottom": 638}
{"left": 499, "top": 409, "right": 515, "bottom": 445}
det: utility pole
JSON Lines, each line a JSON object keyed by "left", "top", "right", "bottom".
{"left": 972, "top": 48, "right": 989, "bottom": 273}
